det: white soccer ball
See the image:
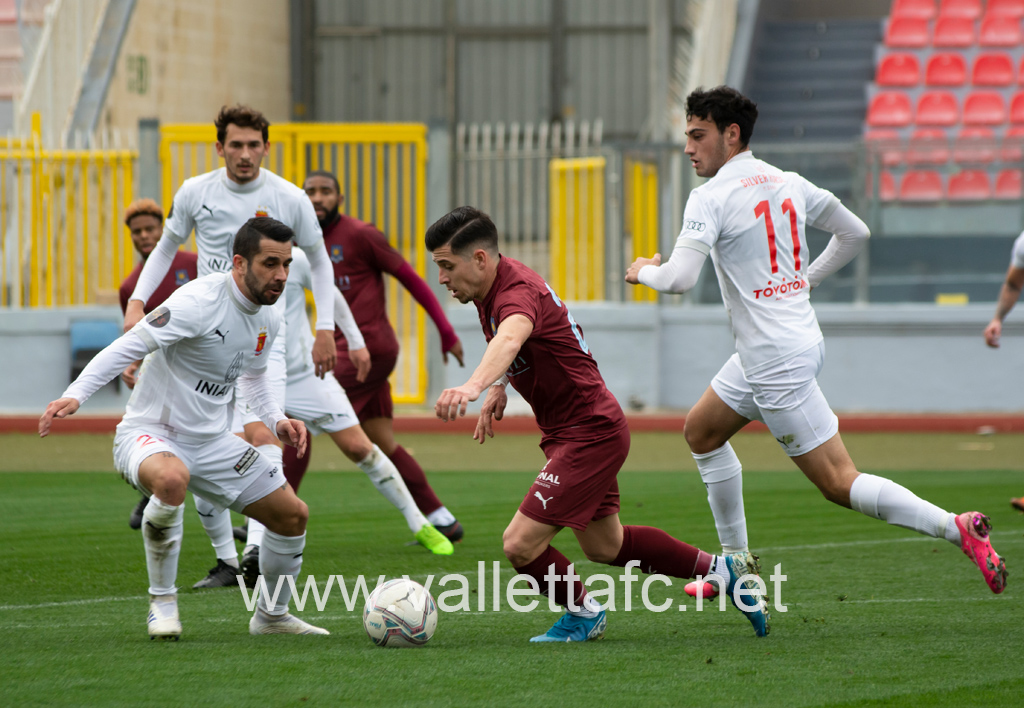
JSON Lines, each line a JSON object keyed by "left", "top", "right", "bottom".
{"left": 362, "top": 578, "right": 437, "bottom": 648}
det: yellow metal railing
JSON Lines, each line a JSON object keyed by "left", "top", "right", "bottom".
{"left": 0, "top": 114, "right": 136, "bottom": 307}
{"left": 159, "top": 122, "right": 430, "bottom": 404}
{"left": 626, "top": 159, "right": 659, "bottom": 302}
{"left": 548, "top": 157, "right": 605, "bottom": 301}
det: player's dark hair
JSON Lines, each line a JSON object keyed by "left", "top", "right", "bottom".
{"left": 215, "top": 105, "right": 270, "bottom": 144}
{"left": 686, "top": 86, "right": 758, "bottom": 147}
{"left": 304, "top": 170, "right": 340, "bottom": 193}
{"left": 233, "top": 217, "right": 294, "bottom": 263}
{"left": 425, "top": 206, "right": 499, "bottom": 256}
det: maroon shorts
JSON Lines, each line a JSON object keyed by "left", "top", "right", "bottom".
{"left": 334, "top": 351, "right": 398, "bottom": 423}
{"left": 518, "top": 424, "right": 631, "bottom": 531}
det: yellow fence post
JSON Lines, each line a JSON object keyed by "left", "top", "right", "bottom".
{"left": 549, "top": 157, "right": 605, "bottom": 301}
{"left": 627, "top": 159, "right": 660, "bottom": 303}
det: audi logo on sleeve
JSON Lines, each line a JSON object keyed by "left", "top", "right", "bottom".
{"left": 684, "top": 220, "right": 706, "bottom": 232}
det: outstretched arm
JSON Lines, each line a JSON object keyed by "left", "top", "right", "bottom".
{"left": 985, "top": 265, "right": 1024, "bottom": 348}
{"left": 435, "top": 315, "right": 533, "bottom": 422}
{"left": 393, "top": 262, "right": 464, "bottom": 365}
{"left": 40, "top": 332, "right": 150, "bottom": 436}
{"left": 627, "top": 239, "right": 709, "bottom": 293}
{"left": 333, "top": 289, "right": 371, "bottom": 382}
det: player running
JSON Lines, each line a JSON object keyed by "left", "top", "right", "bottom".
{"left": 41, "top": 218, "right": 328, "bottom": 639}
{"left": 627, "top": 85, "right": 1007, "bottom": 599}
{"left": 305, "top": 171, "right": 465, "bottom": 541}
{"left": 429, "top": 207, "right": 769, "bottom": 640}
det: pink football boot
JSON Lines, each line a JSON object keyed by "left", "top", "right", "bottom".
{"left": 955, "top": 512, "right": 1007, "bottom": 594}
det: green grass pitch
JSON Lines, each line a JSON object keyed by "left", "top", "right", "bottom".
{"left": 1, "top": 431, "right": 1022, "bottom": 707}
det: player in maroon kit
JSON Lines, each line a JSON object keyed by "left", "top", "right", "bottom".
{"left": 118, "top": 198, "right": 198, "bottom": 530}
{"left": 303, "top": 171, "right": 465, "bottom": 541}
{"left": 427, "top": 206, "right": 768, "bottom": 640}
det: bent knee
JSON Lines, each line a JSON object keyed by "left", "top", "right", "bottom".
{"left": 152, "top": 468, "right": 189, "bottom": 505}
{"left": 684, "top": 422, "right": 720, "bottom": 455}
{"left": 582, "top": 546, "right": 618, "bottom": 564}
{"left": 502, "top": 532, "right": 540, "bottom": 568}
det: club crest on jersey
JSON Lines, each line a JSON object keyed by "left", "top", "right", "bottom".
{"left": 255, "top": 328, "right": 268, "bottom": 355}
{"left": 146, "top": 306, "right": 171, "bottom": 328}
{"left": 330, "top": 245, "right": 344, "bottom": 263}
{"left": 255, "top": 205, "right": 270, "bottom": 218}
{"left": 174, "top": 269, "right": 190, "bottom": 286}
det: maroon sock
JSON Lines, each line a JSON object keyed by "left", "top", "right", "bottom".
{"left": 388, "top": 445, "right": 443, "bottom": 516}
{"left": 610, "top": 525, "right": 714, "bottom": 579}
{"left": 513, "top": 545, "right": 587, "bottom": 609}
{"left": 283, "top": 438, "right": 312, "bottom": 492}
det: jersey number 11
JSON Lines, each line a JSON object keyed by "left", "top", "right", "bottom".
{"left": 754, "top": 199, "right": 801, "bottom": 275}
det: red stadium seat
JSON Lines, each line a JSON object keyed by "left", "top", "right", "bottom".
{"left": 938, "top": 0, "right": 982, "bottom": 18}
{"left": 868, "top": 91, "right": 914, "bottom": 126}
{"left": 892, "top": 0, "right": 937, "bottom": 18}
{"left": 932, "top": 16, "right": 976, "bottom": 45}
{"left": 979, "top": 14, "right": 1023, "bottom": 46}
{"left": 972, "top": 53, "right": 1015, "bottom": 86}
{"left": 865, "top": 129, "right": 905, "bottom": 166}
{"left": 1000, "top": 125, "right": 1024, "bottom": 160}
{"left": 952, "top": 127, "right": 997, "bottom": 163}
{"left": 885, "top": 17, "right": 931, "bottom": 47}
{"left": 1012, "top": 92, "right": 1024, "bottom": 122}
{"left": 0, "top": 0, "right": 15, "bottom": 23}
{"left": 867, "top": 170, "right": 897, "bottom": 200}
{"left": 878, "top": 53, "right": 921, "bottom": 86}
{"left": 899, "top": 170, "right": 945, "bottom": 200}
{"left": 963, "top": 91, "right": 1007, "bottom": 125}
{"left": 907, "top": 128, "right": 951, "bottom": 163}
{"left": 947, "top": 169, "right": 992, "bottom": 199}
{"left": 915, "top": 91, "right": 959, "bottom": 125}
{"left": 925, "top": 53, "right": 967, "bottom": 85}
{"left": 994, "top": 169, "right": 1023, "bottom": 199}
{"left": 987, "top": 0, "right": 1024, "bottom": 18}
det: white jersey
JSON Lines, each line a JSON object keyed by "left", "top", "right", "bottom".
{"left": 677, "top": 152, "right": 839, "bottom": 375}
{"left": 1011, "top": 230, "right": 1024, "bottom": 269}
{"left": 165, "top": 167, "right": 322, "bottom": 276}
{"left": 284, "top": 247, "right": 365, "bottom": 378}
{"left": 285, "top": 249, "right": 318, "bottom": 378}
{"left": 121, "top": 273, "right": 281, "bottom": 440}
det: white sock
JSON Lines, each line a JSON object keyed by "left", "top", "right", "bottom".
{"left": 849, "top": 473, "right": 957, "bottom": 545}
{"left": 142, "top": 496, "right": 184, "bottom": 596}
{"left": 193, "top": 494, "right": 238, "bottom": 564}
{"left": 358, "top": 445, "right": 429, "bottom": 533}
{"left": 247, "top": 444, "right": 283, "bottom": 549}
{"left": 568, "top": 594, "right": 603, "bottom": 618}
{"left": 426, "top": 507, "right": 456, "bottom": 527}
{"left": 692, "top": 443, "right": 748, "bottom": 553}
{"left": 258, "top": 530, "right": 305, "bottom": 616}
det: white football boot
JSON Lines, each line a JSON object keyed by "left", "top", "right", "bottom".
{"left": 249, "top": 608, "right": 329, "bottom": 635}
{"left": 148, "top": 594, "right": 182, "bottom": 641}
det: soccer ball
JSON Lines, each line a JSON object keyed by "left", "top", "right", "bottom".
{"left": 362, "top": 578, "right": 437, "bottom": 648}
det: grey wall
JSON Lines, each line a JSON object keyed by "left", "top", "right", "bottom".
{"left": 2, "top": 302, "right": 1021, "bottom": 415}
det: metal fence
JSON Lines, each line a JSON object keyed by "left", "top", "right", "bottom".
{"left": 549, "top": 156, "right": 605, "bottom": 301}
{"left": 1, "top": 113, "right": 136, "bottom": 307}
{"left": 159, "top": 122, "right": 430, "bottom": 404}
{"left": 454, "top": 119, "right": 602, "bottom": 280}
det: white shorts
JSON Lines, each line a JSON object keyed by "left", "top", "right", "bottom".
{"left": 232, "top": 338, "right": 288, "bottom": 431}
{"left": 112, "top": 426, "right": 285, "bottom": 513}
{"left": 710, "top": 342, "right": 839, "bottom": 457}
{"left": 285, "top": 369, "right": 359, "bottom": 436}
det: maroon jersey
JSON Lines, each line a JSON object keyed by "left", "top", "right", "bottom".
{"left": 322, "top": 215, "right": 406, "bottom": 356}
{"left": 119, "top": 250, "right": 198, "bottom": 314}
{"left": 476, "top": 256, "right": 625, "bottom": 439}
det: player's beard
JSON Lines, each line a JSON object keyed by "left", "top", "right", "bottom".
{"left": 244, "top": 268, "right": 282, "bottom": 306}
{"left": 317, "top": 204, "right": 339, "bottom": 229}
